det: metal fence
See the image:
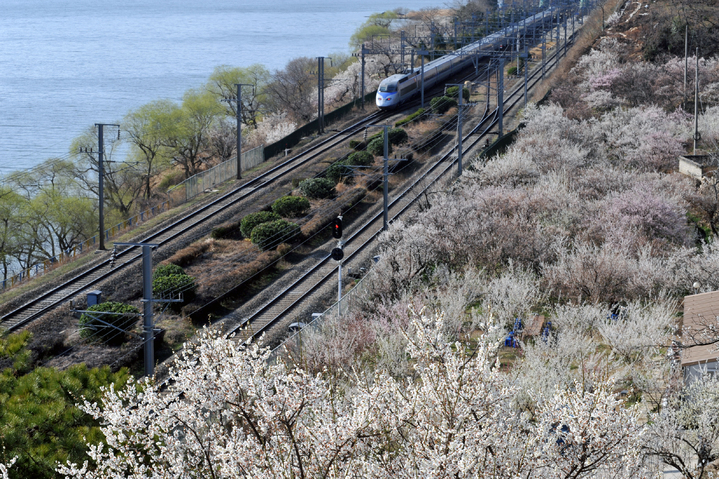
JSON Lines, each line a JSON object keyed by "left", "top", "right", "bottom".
{"left": 270, "top": 263, "right": 374, "bottom": 362}
{"left": 168, "top": 146, "right": 264, "bottom": 204}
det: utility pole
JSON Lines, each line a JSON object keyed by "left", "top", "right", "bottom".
{"left": 361, "top": 44, "right": 366, "bottom": 109}
{"left": 418, "top": 50, "right": 428, "bottom": 108}
{"left": 523, "top": 30, "right": 529, "bottom": 108}
{"left": 542, "top": 29, "right": 546, "bottom": 79}
{"left": 222, "top": 84, "right": 254, "bottom": 180}
{"left": 94, "top": 123, "right": 119, "bottom": 251}
{"left": 115, "top": 242, "right": 160, "bottom": 377}
{"left": 98, "top": 124, "right": 105, "bottom": 251}
{"left": 682, "top": 23, "right": 689, "bottom": 108}
{"left": 498, "top": 57, "right": 505, "bottom": 137}
{"left": 317, "top": 57, "right": 326, "bottom": 134}
{"left": 369, "top": 125, "right": 392, "bottom": 231}
{"left": 447, "top": 84, "right": 465, "bottom": 176}
{"left": 694, "top": 48, "right": 700, "bottom": 155}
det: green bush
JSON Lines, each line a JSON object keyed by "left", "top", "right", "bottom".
{"left": 326, "top": 159, "right": 353, "bottom": 183}
{"left": 388, "top": 128, "right": 409, "bottom": 145}
{"left": 367, "top": 136, "right": 393, "bottom": 156}
{"left": 299, "top": 178, "right": 336, "bottom": 199}
{"left": 272, "top": 196, "right": 310, "bottom": 218}
{"left": 430, "top": 96, "right": 457, "bottom": 114}
{"left": 240, "top": 211, "right": 282, "bottom": 238}
{"left": 79, "top": 302, "right": 140, "bottom": 345}
{"left": 347, "top": 150, "right": 374, "bottom": 166}
{"left": 251, "top": 219, "right": 300, "bottom": 250}
{"left": 0, "top": 331, "right": 130, "bottom": 479}
{"left": 446, "top": 86, "right": 470, "bottom": 102}
{"left": 366, "top": 131, "right": 383, "bottom": 144}
{"left": 395, "top": 108, "right": 426, "bottom": 127}
{"left": 152, "top": 274, "right": 196, "bottom": 310}
{"left": 367, "top": 128, "right": 408, "bottom": 149}
{"left": 153, "top": 263, "right": 185, "bottom": 281}
{"left": 349, "top": 139, "right": 363, "bottom": 150}
{"left": 507, "top": 66, "right": 518, "bottom": 76}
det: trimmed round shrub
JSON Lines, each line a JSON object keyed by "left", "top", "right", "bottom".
{"left": 347, "top": 150, "right": 374, "bottom": 166}
{"left": 251, "top": 219, "right": 300, "bottom": 250}
{"left": 446, "top": 86, "right": 470, "bottom": 102}
{"left": 272, "top": 196, "right": 310, "bottom": 218}
{"left": 367, "top": 129, "right": 409, "bottom": 148}
{"left": 79, "top": 301, "right": 139, "bottom": 345}
{"left": 326, "top": 160, "right": 353, "bottom": 183}
{"left": 388, "top": 128, "right": 409, "bottom": 145}
{"left": 240, "top": 211, "right": 282, "bottom": 238}
{"left": 153, "top": 263, "right": 185, "bottom": 281}
{"left": 349, "top": 139, "right": 364, "bottom": 150}
{"left": 299, "top": 178, "right": 336, "bottom": 199}
{"left": 153, "top": 273, "right": 197, "bottom": 311}
{"left": 430, "top": 96, "right": 457, "bottom": 114}
{"left": 367, "top": 137, "right": 393, "bottom": 157}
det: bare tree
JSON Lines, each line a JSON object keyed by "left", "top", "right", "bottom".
{"left": 265, "top": 57, "right": 316, "bottom": 123}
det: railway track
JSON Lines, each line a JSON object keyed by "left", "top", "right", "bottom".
{"left": 0, "top": 47, "right": 500, "bottom": 334}
{"left": 0, "top": 109, "right": 395, "bottom": 332}
{"left": 2, "top": 15, "right": 576, "bottom": 352}
{"left": 223, "top": 33, "right": 574, "bottom": 348}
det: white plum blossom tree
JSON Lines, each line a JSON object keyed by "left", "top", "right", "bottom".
{"left": 58, "top": 312, "right": 648, "bottom": 479}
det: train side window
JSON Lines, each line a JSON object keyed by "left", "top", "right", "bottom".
{"left": 399, "top": 83, "right": 417, "bottom": 96}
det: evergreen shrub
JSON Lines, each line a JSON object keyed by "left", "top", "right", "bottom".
{"left": 272, "top": 196, "right": 310, "bottom": 217}
{"left": 79, "top": 302, "right": 140, "bottom": 344}
{"left": 298, "top": 178, "right": 336, "bottom": 199}
{"left": 240, "top": 211, "right": 282, "bottom": 238}
{"left": 251, "top": 219, "right": 300, "bottom": 250}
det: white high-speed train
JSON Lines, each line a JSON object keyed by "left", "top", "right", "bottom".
{"left": 376, "top": 7, "right": 560, "bottom": 109}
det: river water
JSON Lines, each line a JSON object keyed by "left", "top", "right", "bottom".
{"left": 0, "top": 0, "right": 443, "bottom": 174}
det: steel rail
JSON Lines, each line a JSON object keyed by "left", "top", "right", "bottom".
{"left": 0, "top": 110, "right": 392, "bottom": 331}
{"left": 226, "top": 31, "right": 576, "bottom": 346}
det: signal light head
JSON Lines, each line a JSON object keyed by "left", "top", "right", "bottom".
{"left": 332, "top": 217, "right": 343, "bottom": 239}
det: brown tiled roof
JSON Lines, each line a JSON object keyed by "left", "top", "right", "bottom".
{"left": 682, "top": 292, "right": 719, "bottom": 367}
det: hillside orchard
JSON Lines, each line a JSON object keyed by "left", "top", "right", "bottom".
{"left": 24, "top": 30, "right": 719, "bottom": 478}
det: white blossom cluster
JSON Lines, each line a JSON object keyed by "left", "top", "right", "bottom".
{"left": 58, "top": 312, "right": 646, "bottom": 478}
{"left": 0, "top": 457, "right": 16, "bottom": 479}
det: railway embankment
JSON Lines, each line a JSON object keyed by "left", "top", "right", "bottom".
{"left": 3, "top": 2, "right": 601, "bottom": 375}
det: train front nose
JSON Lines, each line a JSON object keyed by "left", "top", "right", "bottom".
{"left": 376, "top": 93, "right": 395, "bottom": 108}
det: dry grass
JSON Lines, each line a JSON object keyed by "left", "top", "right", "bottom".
{"left": 183, "top": 240, "right": 280, "bottom": 304}
{"left": 300, "top": 187, "right": 368, "bottom": 239}
{"left": 163, "top": 240, "right": 213, "bottom": 268}
{"left": 405, "top": 120, "right": 442, "bottom": 139}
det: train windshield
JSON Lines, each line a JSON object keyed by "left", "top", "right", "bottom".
{"left": 379, "top": 82, "right": 397, "bottom": 93}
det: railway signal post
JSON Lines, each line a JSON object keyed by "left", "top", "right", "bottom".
{"left": 331, "top": 239, "right": 344, "bottom": 316}
{"left": 446, "top": 84, "right": 466, "bottom": 176}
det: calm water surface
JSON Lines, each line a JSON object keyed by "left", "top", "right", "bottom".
{"left": 0, "top": 0, "right": 442, "bottom": 173}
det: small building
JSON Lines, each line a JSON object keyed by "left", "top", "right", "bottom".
{"left": 681, "top": 291, "right": 719, "bottom": 383}
{"left": 678, "top": 155, "right": 714, "bottom": 180}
